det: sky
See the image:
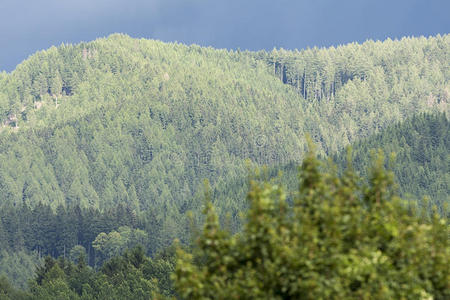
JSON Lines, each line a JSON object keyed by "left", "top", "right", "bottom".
{"left": 0, "top": 0, "right": 449, "bottom": 72}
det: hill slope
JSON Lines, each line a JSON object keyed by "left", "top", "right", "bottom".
{"left": 334, "top": 112, "right": 449, "bottom": 211}
{"left": 0, "top": 35, "right": 310, "bottom": 212}
{"left": 214, "top": 112, "right": 449, "bottom": 224}
{"left": 0, "top": 34, "right": 447, "bottom": 219}
{"left": 253, "top": 35, "right": 449, "bottom": 150}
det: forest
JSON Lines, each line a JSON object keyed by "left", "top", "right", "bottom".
{"left": 0, "top": 34, "right": 448, "bottom": 298}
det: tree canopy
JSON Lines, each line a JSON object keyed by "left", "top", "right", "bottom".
{"left": 174, "top": 148, "right": 450, "bottom": 299}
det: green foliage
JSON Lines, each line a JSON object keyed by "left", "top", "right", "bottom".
{"left": 24, "top": 247, "right": 174, "bottom": 299}
{"left": 69, "top": 245, "right": 87, "bottom": 265}
{"left": 0, "top": 34, "right": 448, "bottom": 297}
{"left": 93, "top": 226, "right": 148, "bottom": 264}
{"left": 0, "top": 250, "right": 41, "bottom": 290}
{"left": 249, "top": 112, "right": 449, "bottom": 220}
{"left": 0, "top": 275, "right": 30, "bottom": 300}
{"left": 30, "top": 263, "right": 80, "bottom": 300}
{"left": 0, "top": 203, "right": 140, "bottom": 263}
{"left": 174, "top": 150, "right": 450, "bottom": 299}
{"left": 0, "top": 34, "right": 447, "bottom": 258}
{"left": 0, "top": 34, "right": 447, "bottom": 212}
{"left": 333, "top": 112, "right": 449, "bottom": 213}
{"left": 255, "top": 35, "right": 449, "bottom": 152}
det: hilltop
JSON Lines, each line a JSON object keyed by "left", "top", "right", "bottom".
{"left": 0, "top": 33, "right": 447, "bottom": 249}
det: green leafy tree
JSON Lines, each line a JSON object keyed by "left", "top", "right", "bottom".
{"left": 174, "top": 147, "right": 450, "bottom": 299}
{"left": 92, "top": 226, "right": 148, "bottom": 264}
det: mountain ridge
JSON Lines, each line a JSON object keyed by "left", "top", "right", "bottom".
{"left": 0, "top": 33, "right": 447, "bottom": 215}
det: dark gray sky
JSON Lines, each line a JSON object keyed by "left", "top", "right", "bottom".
{"left": 1, "top": 0, "right": 449, "bottom": 72}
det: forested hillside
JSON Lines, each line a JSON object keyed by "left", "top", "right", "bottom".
{"left": 264, "top": 112, "right": 449, "bottom": 210}
{"left": 0, "top": 34, "right": 308, "bottom": 213}
{"left": 0, "top": 34, "right": 449, "bottom": 290}
{"left": 211, "top": 112, "right": 450, "bottom": 226}
{"left": 334, "top": 112, "right": 449, "bottom": 211}
{"left": 0, "top": 34, "right": 447, "bottom": 210}
{"left": 254, "top": 35, "right": 449, "bottom": 150}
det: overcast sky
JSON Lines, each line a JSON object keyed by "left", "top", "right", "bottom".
{"left": 1, "top": 0, "right": 449, "bottom": 72}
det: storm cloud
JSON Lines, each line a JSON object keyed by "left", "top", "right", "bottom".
{"left": 1, "top": 0, "right": 449, "bottom": 71}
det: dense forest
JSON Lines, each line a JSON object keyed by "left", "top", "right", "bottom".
{"left": 0, "top": 34, "right": 447, "bottom": 208}
{"left": 266, "top": 112, "right": 449, "bottom": 214}
{"left": 1, "top": 151, "right": 448, "bottom": 299}
{"left": 334, "top": 112, "right": 449, "bottom": 210}
{"left": 0, "top": 34, "right": 449, "bottom": 297}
